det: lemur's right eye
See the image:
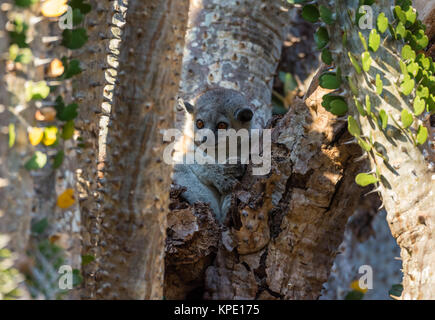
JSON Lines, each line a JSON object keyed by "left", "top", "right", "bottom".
{"left": 196, "top": 120, "right": 204, "bottom": 129}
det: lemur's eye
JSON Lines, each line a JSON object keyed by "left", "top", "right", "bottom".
{"left": 217, "top": 122, "right": 228, "bottom": 130}
{"left": 196, "top": 120, "right": 204, "bottom": 129}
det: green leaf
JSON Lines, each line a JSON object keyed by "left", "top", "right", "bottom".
{"left": 342, "top": 31, "right": 348, "bottom": 47}
{"left": 399, "top": 60, "right": 408, "bottom": 75}
{"left": 394, "top": 6, "right": 407, "bottom": 24}
{"left": 417, "top": 54, "right": 431, "bottom": 71}
{"left": 31, "top": 218, "right": 49, "bottom": 235}
{"left": 25, "top": 151, "right": 47, "bottom": 170}
{"left": 354, "top": 97, "right": 366, "bottom": 116}
{"left": 361, "top": 51, "right": 372, "bottom": 72}
{"left": 61, "top": 58, "right": 82, "bottom": 79}
{"left": 59, "top": 104, "right": 78, "bottom": 122}
{"left": 345, "top": 290, "right": 364, "bottom": 300}
{"left": 279, "top": 72, "right": 297, "bottom": 94}
{"left": 9, "top": 44, "right": 19, "bottom": 61}
{"left": 413, "top": 96, "right": 426, "bottom": 116}
{"left": 314, "top": 27, "right": 329, "bottom": 50}
{"left": 401, "top": 45, "right": 416, "bottom": 61}
{"left": 416, "top": 125, "right": 428, "bottom": 145}
{"left": 329, "top": 99, "right": 348, "bottom": 116}
{"left": 406, "top": 62, "right": 420, "bottom": 78}
{"left": 347, "top": 116, "right": 360, "bottom": 137}
{"left": 395, "top": 22, "right": 406, "bottom": 39}
{"left": 72, "top": 8, "right": 84, "bottom": 26}
{"left": 14, "top": 0, "right": 38, "bottom": 7}
{"left": 389, "top": 284, "right": 403, "bottom": 298}
{"left": 319, "top": 72, "right": 341, "bottom": 89}
{"left": 401, "top": 109, "right": 413, "bottom": 128}
{"left": 61, "top": 28, "right": 88, "bottom": 50}
{"left": 376, "top": 74, "right": 383, "bottom": 95}
{"left": 319, "top": 5, "right": 334, "bottom": 24}
{"left": 404, "top": 6, "right": 417, "bottom": 25}
{"left": 302, "top": 5, "right": 319, "bottom": 23}
{"left": 348, "top": 77, "right": 359, "bottom": 95}
{"left": 348, "top": 52, "right": 361, "bottom": 74}
{"left": 53, "top": 150, "right": 65, "bottom": 169}
{"left": 322, "top": 95, "right": 344, "bottom": 111}
{"left": 9, "top": 18, "right": 29, "bottom": 48}
{"left": 416, "top": 86, "right": 429, "bottom": 99}
{"left": 72, "top": 269, "right": 83, "bottom": 287}
{"left": 369, "top": 29, "right": 380, "bottom": 52}
{"left": 377, "top": 12, "right": 388, "bottom": 33}
{"left": 379, "top": 109, "right": 388, "bottom": 129}
{"left": 62, "top": 120, "right": 75, "bottom": 140}
{"left": 55, "top": 96, "right": 79, "bottom": 121}
{"left": 358, "top": 138, "right": 372, "bottom": 152}
{"left": 414, "top": 29, "right": 429, "bottom": 50}
{"left": 355, "top": 173, "right": 378, "bottom": 187}
{"left": 428, "top": 95, "right": 435, "bottom": 112}
{"left": 358, "top": 32, "right": 368, "bottom": 52}
{"left": 400, "top": 76, "right": 415, "bottom": 96}
{"left": 8, "top": 123, "right": 15, "bottom": 148}
{"left": 70, "top": 0, "right": 92, "bottom": 14}
{"left": 9, "top": 44, "right": 32, "bottom": 64}
{"left": 321, "top": 48, "right": 333, "bottom": 65}
{"left": 81, "top": 255, "right": 95, "bottom": 266}
{"left": 365, "top": 95, "right": 371, "bottom": 114}
{"left": 15, "top": 48, "right": 32, "bottom": 64}
{"left": 25, "top": 81, "right": 50, "bottom": 101}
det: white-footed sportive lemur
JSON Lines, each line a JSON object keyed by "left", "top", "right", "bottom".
{"left": 172, "top": 88, "right": 254, "bottom": 222}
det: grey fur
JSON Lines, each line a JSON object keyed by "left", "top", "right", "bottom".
{"left": 173, "top": 88, "right": 253, "bottom": 221}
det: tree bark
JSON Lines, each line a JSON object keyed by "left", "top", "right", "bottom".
{"left": 165, "top": 1, "right": 368, "bottom": 297}
{"left": 0, "top": 1, "right": 33, "bottom": 258}
{"left": 75, "top": 0, "right": 189, "bottom": 299}
{"left": 177, "top": 0, "right": 291, "bottom": 130}
{"left": 319, "top": 0, "right": 435, "bottom": 299}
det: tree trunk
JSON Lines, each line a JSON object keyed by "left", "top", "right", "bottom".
{"left": 165, "top": 1, "right": 368, "bottom": 299}
{"left": 414, "top": 0, "right": 435, "bottom": 39}
{"left": 75, "top": 0, "right": 189, "bottom": 299}
{"left": 176, "top": 0, "right": 291, "bottom": 130}
{"left": 319, "top": 0, "right": 434, "bottom": 299}
{"left": 0, "top": 4, "right": 33, "bottom": 256}
{"left": 0, "top": 3, "right": 34, "bottom": 262}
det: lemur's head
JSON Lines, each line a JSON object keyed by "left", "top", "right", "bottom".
{"left": 179, "top": 88, "right": 253, "bottom": 145}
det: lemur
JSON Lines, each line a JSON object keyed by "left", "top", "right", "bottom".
{"left": 172, "top": 88, "right": 254, "bottom": 222}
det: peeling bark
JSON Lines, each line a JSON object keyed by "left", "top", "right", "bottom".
{"left": 166, "top": 71, "right": 366, "bottom": 299}
{"left": 205, "top": 93, "right": 365, "bottom": 299}
{"left": 165, "top": 0, "right": 370, "bottom": 300}
{"left": 75, "top": 0, "right": 189, "bottom": 299}
{"left": 164, "top": 188, "right": 220, "bottom": 299}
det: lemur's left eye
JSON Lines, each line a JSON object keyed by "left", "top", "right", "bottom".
{"left": 217, "top": 122, "right": 228, "bottom": 130}
{"left": 196, "top": 120, "right": 204, "bottom": 129}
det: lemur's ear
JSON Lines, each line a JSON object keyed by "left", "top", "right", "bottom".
{"left": 235, "top": 107, "right": 253, "bottom": 122}
{"left": 178, "top": 98, "right": 194, "bottom": 114}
